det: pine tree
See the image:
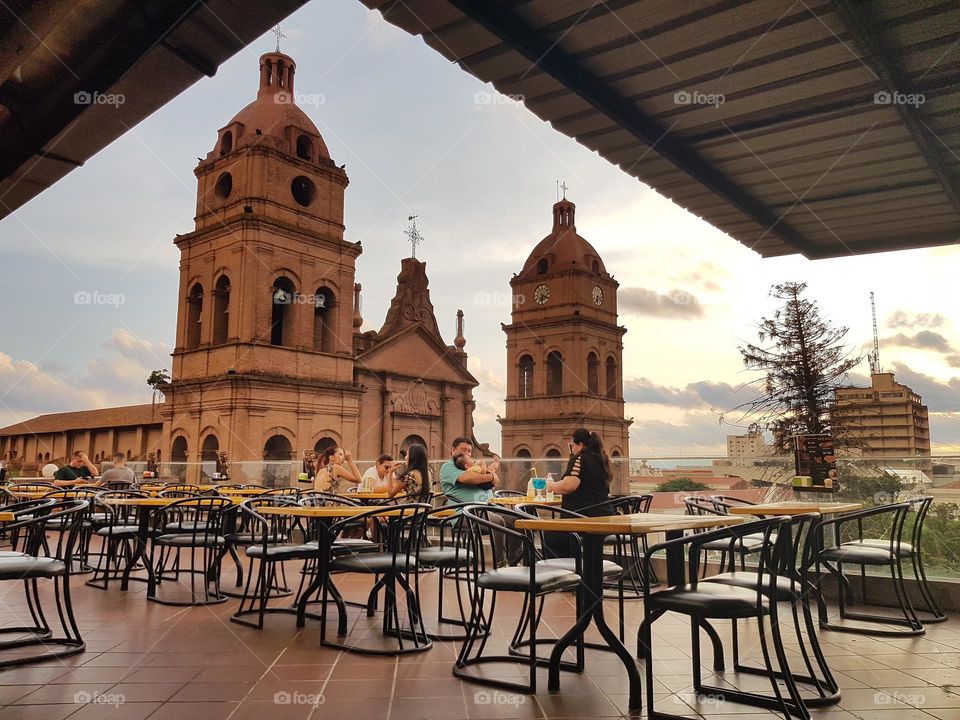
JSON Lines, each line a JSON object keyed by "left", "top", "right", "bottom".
{"left": 738, "top": 282, "right": 862, "bottom": 451}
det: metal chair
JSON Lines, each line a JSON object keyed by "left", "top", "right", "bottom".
{"left": 149, "top": 496, "right": 233, "bottom": 605}
{"left": 638, "top": 516, "right": 807, "bottom": 719}
{"left": 684, "top": 496, "right": 767, "bottom": 575}
{"left": 813, "top": 501, "right": 924, "bottom": 636}
{"left": 493, "top": 489, "right": 525, "bottom": 498}
{"left": 453, "top": 504, "right": 582, "bottom": 695}
{"left": 86, "top": 490, "right": 149, "bottom": 590}
{"left": 321, "top": 503, "right": 434, "bottom": 655}
{"left": 0, "top": 499, "right": 88, "bottom": 668}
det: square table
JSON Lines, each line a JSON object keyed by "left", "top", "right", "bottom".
{"left": 490, "top": 496, "right": 561, "bottom": 507}
{"left": 515, "top": 512, "right": 744, "bottom": 711}
{"left": 727, "top": 501, "right": 863, "bottom": 516}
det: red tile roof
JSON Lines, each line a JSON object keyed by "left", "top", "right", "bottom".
{"left": 0, "top": 403, "right": 163, "bottom": 436}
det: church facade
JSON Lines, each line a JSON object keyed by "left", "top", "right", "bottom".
{"left": 0, "top": 51, "right": 480, "bottom": 474}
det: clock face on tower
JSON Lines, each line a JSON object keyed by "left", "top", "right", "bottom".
{"left": 592, "top": 286, "right": 603, "bottom": 306}
{"left": 534, "top": 284, "right": 550, "bottom": 305}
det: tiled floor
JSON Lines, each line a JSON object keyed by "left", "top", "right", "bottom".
{"left": 0, "top": 554, "right": 958, "bottom": 720}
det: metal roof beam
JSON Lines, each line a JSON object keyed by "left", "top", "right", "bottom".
{"left": 442, "top": 0, "right": 817, "bottom": 257}
{"left": 831, "top": 0, "right": 960, "bottom": 214}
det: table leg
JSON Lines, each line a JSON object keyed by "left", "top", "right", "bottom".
{"left": 121, "top": 507, "right": 155, "bottom": 592}
{"left": 548, "top": 535, "right": 642, "bottom": 710}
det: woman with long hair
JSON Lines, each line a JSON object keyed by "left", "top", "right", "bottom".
{"left": 386, "top": 443, "right": 431, "bottom": 501}
{"left": 313, "top": 445, "right": 362, "bottom": 493}
{"left": 544, "top": 427, "right": 613, "bottom": 557}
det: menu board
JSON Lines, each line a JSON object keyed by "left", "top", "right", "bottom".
{"left": 793, "top": 433, "right": 837, "bottom": 491}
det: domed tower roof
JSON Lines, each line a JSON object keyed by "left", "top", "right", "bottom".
{"left": 517, "top": 198, "right": 607, "bottom": 280}
{"left": 208, "top": 51, "right": 331, "bottom": 161}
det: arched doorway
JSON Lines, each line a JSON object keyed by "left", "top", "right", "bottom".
{"left": 201, "top": 434, "right": 219, "bottom": 480}
{"left": 170, "top": 436, "right": 188, "bottom": 481}
{"left": 263, "top": 434, "right": 294, "bottom": 487}
{"left": 399, "top": 434, "right": 427, "bottom": 460}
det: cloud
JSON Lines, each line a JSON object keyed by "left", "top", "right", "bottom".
{"left": 0, "top": 329, "right": 169, "bottom": 429}
{"left": 619, "top": 287, "right": 704, "bottom": 318}
{"left": 886, "top": 363, "right": 960, "bottom": 412}
{"left": 624, "top": 377, "right": 742, "bottom": 410}
{"left": 882, "top": 331, "right": 952, "bottom": 353}
{"left": 887, "top": 311, "right": 946, "bottom": 330}
{"left": 628, "top": 411, "right": 729, "bottom": 454}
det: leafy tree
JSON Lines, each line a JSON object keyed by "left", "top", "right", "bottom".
{"left": 654, "top": 477, "right": 711, "bottom": 493}
{"left": 737, "top": 282, "right": 862, "bottom": 451}
{"left": 147, "top": 369, "right": 170, "bottom": 404}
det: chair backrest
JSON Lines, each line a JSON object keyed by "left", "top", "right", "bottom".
{"left": 156, "top": 496, "right": 233, "bottom": 541}
{"left": 4, "top": 499, "right": 89, "bottom": 559}
{"left": 683, "top": 496, "right": 725, "bottom": 517}
{"left": 259, "top": 487, "right": 302, "bottom": 500}
{"left": 159, "top": 489, "right": 203, "bottom": 498}
{"left": 330, "top": 503, "right": 432, "bottom": 561}
{"left": 300, "top": 492, "right": 361, "bottom": 507}
{"left": 95, "top": 490, "right": 149, "bottom": 525}
{"left": 686, "top": 516, "right": 790, "bottom": 588}
{"left": 459, "top": 504, "right": 534, "bottom": 571}
{"left": 907, "top": 496, "right": 935, "bottom": 549}
{"left": 493, "top": 490, "right": 525, "bottom": 498}
{"left": 711, "top": 494, "right": 756, "bottom": 508}
{"left": 237, "top": 497, "right": 302, "bottom": 544}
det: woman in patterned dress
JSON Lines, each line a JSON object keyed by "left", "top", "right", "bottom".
{"left": 313, "top": 445, "right": 362, "bottom": 493}
{"left": 386, "top": 443, "right": 431, "bottom": 501}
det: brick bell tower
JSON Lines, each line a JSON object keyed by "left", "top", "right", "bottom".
{"left": 162, "top": 50, "right": 362, "bottom": 475}
{"left": 499, "top": 196, "right": 631, "bottom": 467}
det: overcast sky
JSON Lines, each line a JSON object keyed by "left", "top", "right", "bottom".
{"left": 1, "top": 0, "right": 958, "bottom": 457}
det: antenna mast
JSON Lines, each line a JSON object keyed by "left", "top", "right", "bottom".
{"left": 869, "top": 291, "right": 881, "bottom": 375}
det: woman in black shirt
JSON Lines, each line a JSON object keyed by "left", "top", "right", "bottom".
{"left": 544, "top": 427, "right": 613, "bottom": 557}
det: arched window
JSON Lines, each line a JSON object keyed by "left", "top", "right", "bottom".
{"left": 296, "top": 135, "right": 313, "bottom": 161}
{"left": 545, "top": 448, "right": 562, "bottom": 458}
{"left": 171, "top": 436, "right": 188, "bottom": 462}
{"left": 263, "top": 435, "right": 293, "bottom": 461}
{"left": 314, "top": 437, "right": 336, "bottom": 455}
{"left": 536, "top": 258, "right": 548, "bottom": 275}
{"left": 36, "top": 453, "right": 42, "bottom": 462}
{"left": 516, "top": 448, "right": 531, "bottom": 458}
{"left": 201, "top": 434, "right": 219, "bottom": 462}
{"left": 271, "top": 277, "right": 296, "bottom": 347}
{"left": 212, "top": 275, "right": 230, "bottom": 345}
{"left": 591, "top": 259, "right": 600, "bottom": 274}
{"left": 220, "top": 130, "right": 233, "bottom": 155}
{"left": 518, "top": 355, "right": 534, "bottom": 398}
{"left": 312, "top": 287, "right": 336, "bottom": 353}
{"left": 400, "top": 434, "right": 427, "bottom": 457}
{"left": 587, "top": 352, "right": 599, "bottom": 395}
{"left": 45, "top": 452, "right": 50, "bottom": 461}
{"left": 186, "top": 283, "right": 203, "bottom": 349}
{"left": 605, "top": 356, "right": 619, "bottom": 398}
{"left": 547, "top": 351, "right": 563, "bottom": 395}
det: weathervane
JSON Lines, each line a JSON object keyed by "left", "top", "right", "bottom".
{"left": 404, "top": 215, "right": 423, "bottom": 259}
{"left": 272, "top": 24, "right": 286, "bottom": 52}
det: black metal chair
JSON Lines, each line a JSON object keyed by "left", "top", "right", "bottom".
{"left": 0, "top": 499, "right": 88, "bottom": 668}
{"left": 493, "top": 489, "right": 525, "bottom": 498}
{"left": 838, "top": 495, "right": 945, "bottom": 623}
{"left": 321, "top": 503, "right": 433, "bottom": 655}
{"left": 638, "top": 516, "right": 807, "bottom": 720}
{"left": 87, "top": 490, "right": 150, "bottom": 590}
{"left": 149, "top": 496, "right": 233, "bottom": 605}
{"left": 230, "top": 497, "right": 327, "bottom": 628}
{"left": 684, "top": 496, "right": 767, "bottom": 575}
{"left": 701, "top": 512, "right": 840, "bottom": 708}
{"left": 582, "top": 494, "right": 659, "bottom": 596}
{"left": 813, "top": 501, "right": 924, "bottom": 636}
{"left": 453, "top": 504, "right": 582, "bottom": 695}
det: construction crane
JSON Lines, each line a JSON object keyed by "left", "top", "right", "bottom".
{"left": 868, "top": 291, "right": 881, "bottom": 375}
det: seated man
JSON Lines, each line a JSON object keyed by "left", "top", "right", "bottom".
{"left": 99, "top": 452, "right": 136, "bottom": 485}
{"left": 440, "top": 436, "right": 520, "bottom": 566}
{"left": 360, "top": 453, "right": 395, "bottom": 492}
{"left": 54, "top": 450, "right": 99, "bottom": 486}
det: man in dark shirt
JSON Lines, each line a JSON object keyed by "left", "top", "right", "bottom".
{"left": 54, "top": 451, "right": 99, "bottom": 486}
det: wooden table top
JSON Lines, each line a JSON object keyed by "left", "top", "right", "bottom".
{"left": 343, "top": 491, "right": 392, "bottom": 499}
{"left": 516, "top": 512, "right": 744, "bottom": 535}
{"left": 258, "top": 505, "right": 395, "bottom": 518}
{"left": 490, "top": 496, "right": 561, "bottom": 506}
{"left": 0, "top": 512, "right": 15, "bottom": 522}
{"left": 728, "top": 501, "right": 863, "bottom": 516}
{"left": 100, "top": 497, "right": 238, "bottom": 507}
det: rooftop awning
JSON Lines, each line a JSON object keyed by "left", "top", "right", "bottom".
{"left": 361, "top": 0, "right": 960, "bottom": 259}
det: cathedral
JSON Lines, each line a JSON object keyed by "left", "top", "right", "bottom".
{"left": 0, "top": 50, "right": 481, "bottom": 474}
